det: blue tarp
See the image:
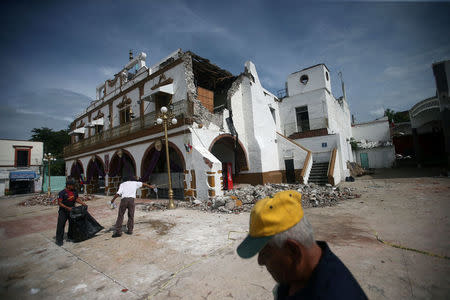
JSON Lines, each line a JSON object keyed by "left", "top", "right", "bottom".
{"left": 10, "top": 171, "right": 37, "bottom": 181}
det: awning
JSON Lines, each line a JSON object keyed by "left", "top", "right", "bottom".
{"left": 10, "top": 171, "right": 37, "bottom": 181}
{"left": 87, "top": 118, "right": 104, "bottom": 127}
{"left": 142, "top": 83, "right": 174, "bottom": 100}
{"left": 69, "top": 127, "right": 86, "bottom": 135}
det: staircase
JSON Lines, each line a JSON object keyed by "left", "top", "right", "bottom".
{"left": 308, "top": 162, "right": 329, "bottom": 185}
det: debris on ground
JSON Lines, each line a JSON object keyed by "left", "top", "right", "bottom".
{"left": 347, "top": 162, "right": 367, "bottom": 177}
{"left": 19, "top": 193, "right": 95, "bottom": 206}
{"left": 137, "top": 183, "right": 360, "bottom": 214}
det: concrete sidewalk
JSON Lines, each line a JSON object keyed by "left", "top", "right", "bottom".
{"left": 0, "top": 174, "right": 449, "bottom": 299}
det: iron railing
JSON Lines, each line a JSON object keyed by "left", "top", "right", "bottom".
{"left": 410, "top": 97, "right": 439, "bottom": 118}
{"left": 64, "top": 100, "right": 188, "bottom": 156}
{"left": 283, "top": 118, "right": 328, "bottom": 137}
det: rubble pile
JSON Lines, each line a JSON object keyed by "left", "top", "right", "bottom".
{"left": 137, "top": 202, "right": 168, "bottom": 211}
{"left": 187, "top": 183, "right": 360, "bottom": 214}
{"left": 347, "top": 162, "right": 366, "bottom": 177}
{"left": 19, "top": 193, "right": 95, "bottom": 206}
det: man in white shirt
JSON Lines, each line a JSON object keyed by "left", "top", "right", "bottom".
{"left": 110, "top": 177, "right": 154, "bottom": 237}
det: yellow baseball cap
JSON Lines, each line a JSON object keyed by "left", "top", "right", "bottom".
{"left": 237, "top": 190, "right": 304, "bottom": 258}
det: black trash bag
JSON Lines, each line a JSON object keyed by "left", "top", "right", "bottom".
{"left": 70, "top": 206, "right": 104, "bottom": 242}
{"left": 345, "top": 176, "right": 355, "bottom": 182}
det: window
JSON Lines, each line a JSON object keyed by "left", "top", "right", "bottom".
{"left": 295, "top": 106, "right": 310, "bottom": 132}
{"left": 326, "top": 72, "right": 329, "bottom": 81}
{"left": 300, "top": 75, "right": 309, "bottom": 85}
{"left": 155, "top": 93, "right": 170, "bottom": 113}
{"left": 270, "top": 107, "right": 276, "bottom": 124}
{"left": 16, "top": 149, "right": 30, "bottom": 167}
{"left": 95, "top": 125, "right": 103, "bottom": 134}
{"left": 120, "top": 107, "right": 132, "bottom": 125}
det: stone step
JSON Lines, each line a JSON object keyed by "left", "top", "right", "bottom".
{"left": 311, "top": 165, "right": 328, "bottom": 169}
{"left": 308, "top": 181, "right": 328, "bottom": 186}
{"left": 311, "top": 170, "right": 328, "bottom": 174}
{"left": 309, "top": 172, "right": 328, "bottom": 175}
{"left": 311, "top": 167, "right": 328, "bottom": 171}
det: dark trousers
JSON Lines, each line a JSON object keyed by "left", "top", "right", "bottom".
{"left": 56, "top": 209, "right": 74, "bottom": 243}
{"left": 114, "top": 197, "right": 135, "bottom": 234}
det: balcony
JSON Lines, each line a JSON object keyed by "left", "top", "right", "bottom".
{"left": 283, "top": 117, "right": 329, "bottom": 138}
{"left": 64, "top": 100, "right": 189, "bottom": 157}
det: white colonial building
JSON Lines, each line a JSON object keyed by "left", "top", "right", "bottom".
{"left": 0, "top": 139, "right": 43, "bottom": 196}
{"left": 64, "top": 49, "right": 371, "bottom": 201}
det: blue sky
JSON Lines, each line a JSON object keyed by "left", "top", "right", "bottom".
{"left": 1, "top": 0, "right": 449, "bottom": 139}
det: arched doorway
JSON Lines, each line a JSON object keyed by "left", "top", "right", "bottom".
{"left": 108, "top": 149, "right": 137, "bottom": 180}
{"left": 86, "top": 156, "right": 106, "bottom": 194}
{"left": 70, "top": 160, "right": 84, "bottom": 192}
{"left": 209, "top": 134, "right": 249, "bottom": 189}
{"left": 141, "top": 141, "right": 185, "bottom": 200}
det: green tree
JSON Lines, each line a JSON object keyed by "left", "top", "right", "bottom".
{"left": 384, "top": 109, "right": 410, "bottom": 123}
{"left": 30, "top": 127, "right": 70, "bottom": 176}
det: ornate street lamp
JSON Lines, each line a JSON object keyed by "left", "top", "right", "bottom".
{"left": 43, "top": 153, "right": 56, "bottom": 196}
{"left": 155, "top": 106, "right": 177, "bottom": 209}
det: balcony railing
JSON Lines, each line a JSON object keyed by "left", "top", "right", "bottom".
{"left": 410, "top": 97, "right": 439, "bottom": 118}
{"left": 283, "top": 118, "right": 328, "bottom": 137}
{"left": 64, "top": 100, "right": 188, "bottom": 156}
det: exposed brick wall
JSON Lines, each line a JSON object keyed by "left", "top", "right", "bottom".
{"left": 288, "top": 128, "right": 328, "bottom": 139}
{"left": 197, "top": 87, "right": 214, "bottom": 113}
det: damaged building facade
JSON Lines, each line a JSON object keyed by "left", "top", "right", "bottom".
{"left": 64, "top": 49, "right": 357, "bottom": 200}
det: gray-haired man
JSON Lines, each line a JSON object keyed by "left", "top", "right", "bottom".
{"left": 237, "top": 190, "right": 367, "bottom": 300}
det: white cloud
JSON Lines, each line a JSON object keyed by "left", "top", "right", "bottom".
{"left": 16, "top": 108, "right": 75, "bottom": 122}
{"left": 383, "top": 66, "right": 406, "bottom": 78}
{"left": 98, "top": 66, "right": 117, "bottom": 77}
{"left": 369, "top": 107, "right": 385, "bottom": 117}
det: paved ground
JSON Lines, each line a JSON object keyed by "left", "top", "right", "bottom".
{"left": 0, "top": 168, "right": 449, "bottom": 299}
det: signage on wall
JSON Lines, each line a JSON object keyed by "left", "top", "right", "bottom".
{"left": 322, "top": 142, "right": 327, "bottom": 148}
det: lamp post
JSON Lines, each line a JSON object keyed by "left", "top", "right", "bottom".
{"left": 43, "top": 153, "right": 56, "bottom": 196}
{"left": 156, "top": 106, "right": 177, "bottom": 209}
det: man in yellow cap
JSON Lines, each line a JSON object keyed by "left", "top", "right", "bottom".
{"left": 237, "top": 190, "right": 367, "bottom": 299}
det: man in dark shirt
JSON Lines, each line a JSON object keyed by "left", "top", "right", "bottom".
{"left": 237, "top": 190, "right": 367, "bottom": 299}
{"left": 55, "top": 179, "right": 87, "bottom": 246}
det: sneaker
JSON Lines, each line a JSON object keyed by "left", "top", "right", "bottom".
{"left": 56, "top": 240, "right": 63, "bottom": 246}
{"left": 125, "top": 231, "right": 132, "bottom": 235}
{"left": 112, "top": 232, "right": 122, "bottom": 238}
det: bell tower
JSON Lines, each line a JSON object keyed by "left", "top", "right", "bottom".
{"left": 286, "top": 64, "right": 331, "bottom": 97}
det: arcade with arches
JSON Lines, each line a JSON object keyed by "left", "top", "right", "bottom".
{"left": 140, "top": 141, "right": 185, "bottom": 200}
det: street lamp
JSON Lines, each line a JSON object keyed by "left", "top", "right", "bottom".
{"left": 43, "top": 153, "right": 57, "bottom": 196}
{"left": 155, "top": 106, "right": 177, "bottom": 209}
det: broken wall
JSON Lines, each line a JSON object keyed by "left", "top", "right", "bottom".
{"left": 229, "top": 61, "right": 281, "bottom": 178}
{"left": 183, "top": 52, "right": 236, "bottom": 129}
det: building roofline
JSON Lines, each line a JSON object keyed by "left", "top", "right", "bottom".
{"left": 432, "top": 59, "right": 450, "bottom": 66}
{"left": 410, "top": 95, "right": 438, "bottom": 112}
{"left": 290, "top": 63, "right": 330, "bottom": 75}
{"left": 352, "top": 118, "right": 389, "bottom": 127}
{"left": 0, "top": 138, "right": 43, "bottom": 143}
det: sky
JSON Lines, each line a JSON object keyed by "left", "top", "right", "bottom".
{"left": 1, "top": 0, "right": 449, "bottom": 140}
